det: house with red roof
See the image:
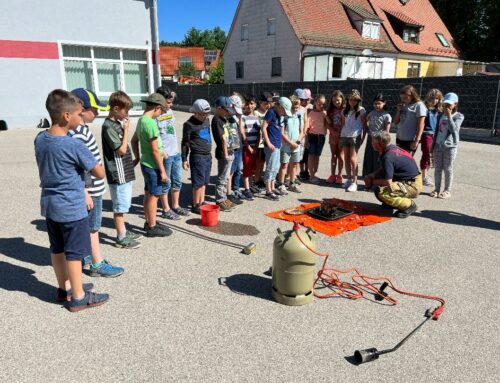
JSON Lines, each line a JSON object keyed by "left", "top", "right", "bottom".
{"left": 159, "top": 46, "right": 220, "bottom": 81}
{"left": 223, "top": 0, "right": 462, "bottom": 83}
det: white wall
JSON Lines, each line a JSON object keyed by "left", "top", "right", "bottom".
{"left": 0, "top": 0, "right": 155, "bottom": 128}
{"left": 224, "top": 0, "right": 302, "bottom": 83}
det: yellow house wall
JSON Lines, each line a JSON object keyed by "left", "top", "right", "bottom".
{"left": 395, "top": 59, "right": 432, "bottom": 78}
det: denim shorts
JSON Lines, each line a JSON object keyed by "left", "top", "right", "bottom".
{"left": 190, "top": 154, "right": 212, "bottom": 189}
{"left": 46, "top": 217, "right": 91, "bottom": 261}
{"left": 340, "top": 135, "right": 362, "bottom": 152}
{"left": 163, "top": 153, "right": 183, "bottom": 192}
{"left": 141, "top": 164, "right": 168, "bottom": 196}
{"left": 88, "top": 195, "right": 102, "bottom": 232}
{"left": 307, "top": 133, "right": 326, "bottom": 156}
{"left": 109, "top": 181, "right": 133, "bottom": 213}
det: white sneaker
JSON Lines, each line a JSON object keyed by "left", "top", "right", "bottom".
{"left": 347, "top": 182, "right": 358, "bottom": 192}
{"left": 344, "top": 179, "right": 352, "bottom": 189}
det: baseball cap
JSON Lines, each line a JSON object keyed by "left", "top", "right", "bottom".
{"left": 443, "top": 92, "right": 459, "bottom": 104}
{"left": 71, "top": 88, "right": 109, "bottom": 111}
{"left": 140, "top": 93, "right": 166, "bottom": 107}
{"left": 214, "top": 96, "right": 236, "bottom": 115}
{"left": 294, "top": 88, "right": 307, "bottom": 99}
{"left": 278, "top": 97, "right": 292, "bottom": 117}
{"left": 303, "top": 88, "right": 312, "bottom": 100}
{"left": 229, "top": 95, "right": 243, "bottom": 115}
{"left": 259, "top": 92, "right": 273, "bottom": 102}
{"left": 189, "top": 99, "right": 211, "bottom": 113}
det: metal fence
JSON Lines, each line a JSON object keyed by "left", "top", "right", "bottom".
{"left": 164, "top": 76, "right": 500, "bottom": 132}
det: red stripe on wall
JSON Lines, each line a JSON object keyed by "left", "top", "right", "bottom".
{"left": 0, "top": 40, "right": 59, "bottom": 59}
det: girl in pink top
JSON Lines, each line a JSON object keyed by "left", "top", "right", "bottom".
{"left": 326, "top": 90, "right": 345, "bottom": 185}
{"left": 307, "top": 94, "right": 327, "bottom": 183}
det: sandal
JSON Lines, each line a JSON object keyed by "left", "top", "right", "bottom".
{"left": 430, "top": 191, "right": 439, "bottom": 198}
{"left": 439, "top": 191, "right": 451, "bottom": 199}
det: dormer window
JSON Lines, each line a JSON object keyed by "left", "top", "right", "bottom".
{"left": 436, "top": 33, "right": 450, "bottom": 47}
{"left": 342, "top": 1, "right": 382, "bottom": 40}
{"left": 362, "top": 21, "right": 380, "bottom": 40}
{"left": 403, "top": 28, "right": 419, "bottom": 43}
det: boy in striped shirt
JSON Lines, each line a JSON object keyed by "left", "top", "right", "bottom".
{"left": 241, "top": 95, "right": 261, "bottom": 200}
{"left": 102, "top": 91, "right": 142, "bottom": 248}
{"left": 70, "top": 89, "right": 124, "bottom": 277}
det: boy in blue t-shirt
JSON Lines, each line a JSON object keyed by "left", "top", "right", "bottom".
{"left": 261, "top": 97, "right": 292, "bottom": 200}
{"left": 35, "top": 89, "right": 109, "bottom": 312}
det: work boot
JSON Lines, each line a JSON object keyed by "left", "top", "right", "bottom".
{"left": 395, "top": 201, "right": 417, "bottom": 218}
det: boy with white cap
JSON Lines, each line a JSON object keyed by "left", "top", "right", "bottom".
{"left": 181, "top": 99, "right": 213, "bottom": 214}
{"left": 262, "top": 97, "right": 292, "bottom": 200}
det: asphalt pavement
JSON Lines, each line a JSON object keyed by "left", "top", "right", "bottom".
{"left": 1, "top": 112, "right": 499, "bottom": 383}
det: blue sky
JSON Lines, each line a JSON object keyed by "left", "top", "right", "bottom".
{"left": 158, "top": 0, "right": 239, "bottom": 43}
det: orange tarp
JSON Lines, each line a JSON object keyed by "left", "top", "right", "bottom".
{"left": 265, "top": 198, "right": 391, "bottom": 237}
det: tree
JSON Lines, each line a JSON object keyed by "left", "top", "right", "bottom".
{"left": 178, "top": 62, "right": 197, "bottom": 77}
{"left": 159, "top": 41, "right": 182, "bottom": 47}
{"left": 432, "top": 0, "right": 500, "bottom": 61}
{"left": 206, "top": 58, "right": 224, "bottom": 84}
{"left": 181, "top": 27, "right": 227, "bottom": 50}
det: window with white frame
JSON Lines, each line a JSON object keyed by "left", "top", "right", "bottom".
{"left": 179, "top": 56, "right": 193, "bottom": 65}
{"left": 436, "top": 33, "right": 450, "bottom": 47}
{"left": 267, "top": 18, "right": 276, "bottom": 36}
{"left": 241, "top": 24, "right": 249, "bottom": 41}
{"left": 362, "top": 21, "right": 380, "bottom": 39}
{"left": 61, "top": 44, "right": 149, "bottom": 111}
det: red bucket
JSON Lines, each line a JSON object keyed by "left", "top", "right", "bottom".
{"left": 200, "top": 204, "right": 220, "bottom": 227}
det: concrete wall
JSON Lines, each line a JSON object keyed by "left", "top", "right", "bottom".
{"left": 224, "top": 0, "right": 302, "bottom": 84}
{"left": 0, "top": 0, "right": 155, "bottom": 129}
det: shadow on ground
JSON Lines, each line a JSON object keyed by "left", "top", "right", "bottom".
{"left": 0, "top": 261, "right": 59, "bottom": 304}
{"left": 218, "top": 273, "right": 273, "bottom": 302}
{"left": 414, "top": 210, "right": 500, "bottom": 230}
{"left": 0, "top": 236, "right": 50, "bottom": 266}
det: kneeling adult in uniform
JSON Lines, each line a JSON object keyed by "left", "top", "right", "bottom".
{"left": 364, "top": 131, "right": 422, "bottom": 218}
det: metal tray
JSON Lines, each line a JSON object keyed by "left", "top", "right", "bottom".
{"left": 306, "top": 206, "right": 354, "bottom": 221}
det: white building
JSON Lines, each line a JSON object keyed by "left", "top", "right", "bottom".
{"left": 223, "top": 0, "right": 398, "bottom": 84}
{"left": 0, "top": 0, "right": 161, "bottom": 129}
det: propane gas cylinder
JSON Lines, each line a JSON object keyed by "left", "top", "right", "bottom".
{"left": 272, "top": 223, "right": 316, "bottom": 306}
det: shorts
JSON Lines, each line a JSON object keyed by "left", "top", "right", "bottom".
{"left": 46, "top": 217, "right": 91, "bottom": 261}
{"left": 340, "top": 135, "right": 362, "bottom": 152}
{"left": 242, "top": 146, "right": 258, "bottom": 177}
{"left": 281, "top": 150, "right": 301, "bottom": 164}
{"left": 88, "top": 195, "right": 103, "bottom": 232}
{"left": 109, "top": 181, "right": 133, "bottom": 213}
{"left": 163, "top": 153, "right": 183, "bottom": 192}
{"left": 190, "top": 154, "right": 212, "bottom": 189}
{"left": 307, "top": 133, "right": 326, "bottom": 156}
{"left": 141, "top": 164, "right": 168, "bottom": 196}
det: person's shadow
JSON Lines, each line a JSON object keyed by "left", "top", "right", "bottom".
{"left": 0, "top": 261, "right": 59, "bottom": 304}
{"left": 414, "top": 210, "right": 500, "bottom": 231}
{"left": 0, "top": 237, "right": 50, "bottom": 266}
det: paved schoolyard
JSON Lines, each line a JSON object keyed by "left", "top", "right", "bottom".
{"left": 0, "top": 111, "right": 499, "bottom": 383}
